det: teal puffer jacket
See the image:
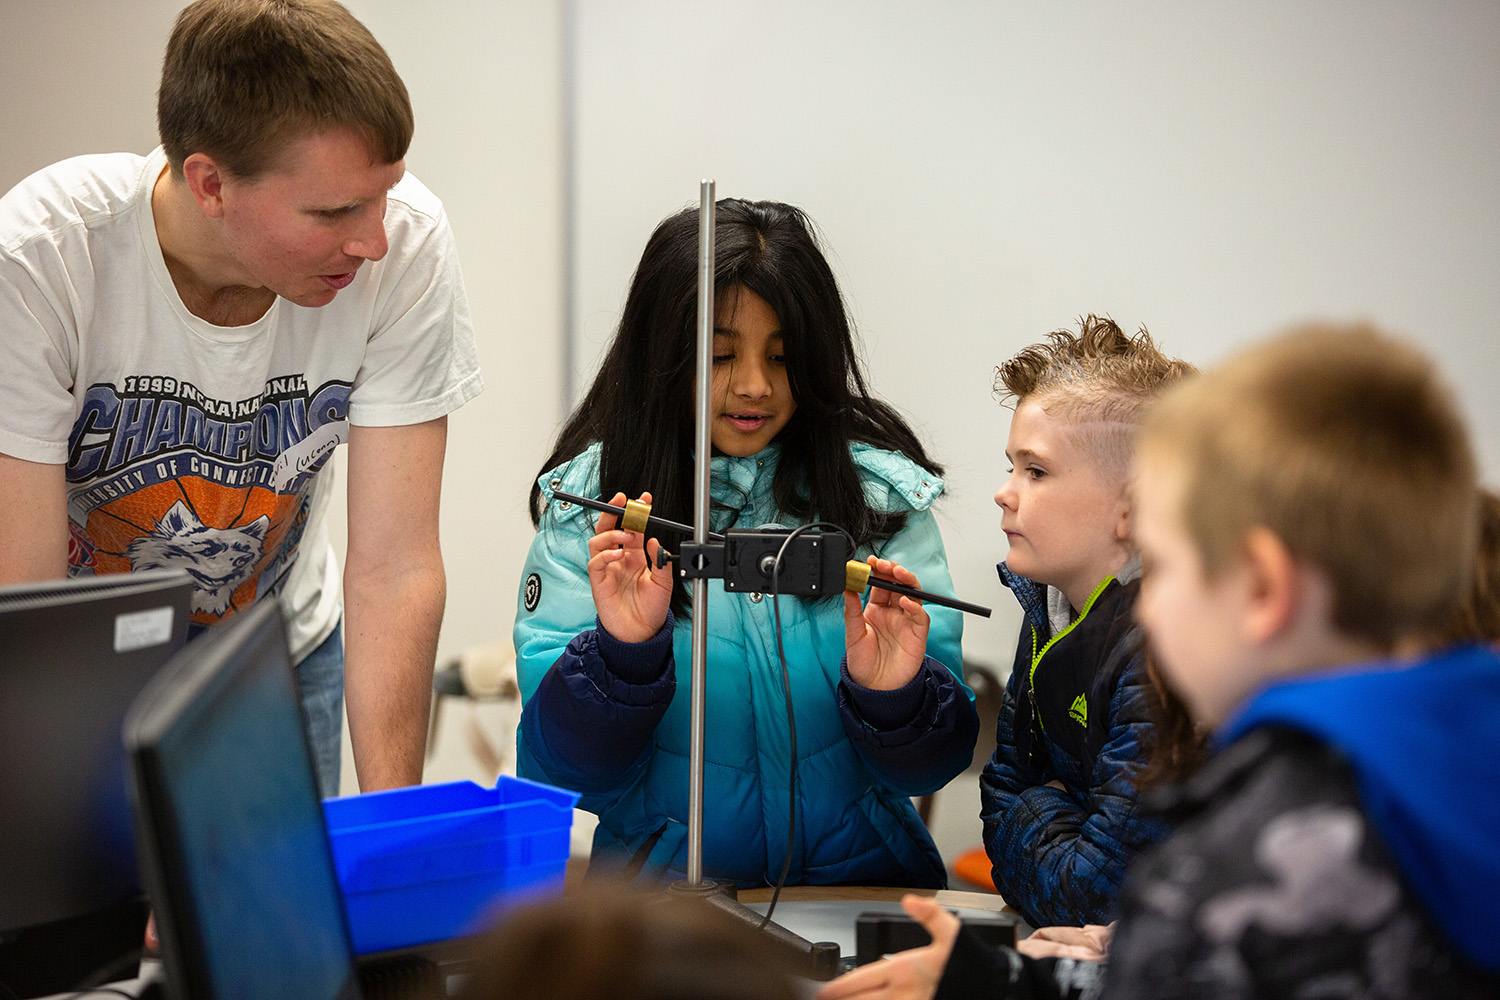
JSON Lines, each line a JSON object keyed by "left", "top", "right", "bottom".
{"left": 513, "top": 441, "right": 975, "bottom": 887}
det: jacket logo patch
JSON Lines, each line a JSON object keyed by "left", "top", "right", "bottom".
{"left": 1069, "top": 692, "right": 1088, "bottom": 728}
{"left": 524, "top": 573, "right": 542, "bottom": 612}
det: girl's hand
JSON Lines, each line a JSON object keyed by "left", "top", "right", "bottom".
{"left": 844, "top": 556, "right": 929, "bottom": 691}
{"left": 816, "top": 894, "right": 959, "bottom": 1000}
{"left": 587, "top": 491, "right": 672, "bottom": 644}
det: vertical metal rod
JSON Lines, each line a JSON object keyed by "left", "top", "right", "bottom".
{"left": 687, "top": 180, "right": 715, "bottom": 885}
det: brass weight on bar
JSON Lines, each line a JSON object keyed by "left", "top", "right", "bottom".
{"left": 621, "top": 498, "right": 652, "bottom": 535}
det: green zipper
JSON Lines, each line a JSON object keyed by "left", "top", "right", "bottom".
{"left": 1027, "top": 575, "right": 1116, "bottom": 733}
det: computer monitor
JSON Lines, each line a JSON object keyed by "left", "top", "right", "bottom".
{"left": 124, "top": 599, "right": 361, "bottom": 1000}
{"left": 0, "top": 568, "right": 193, "bottom": 997}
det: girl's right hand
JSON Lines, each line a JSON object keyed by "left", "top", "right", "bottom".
{"left": 587, "top": 491, "right": 672, "bottom": 644}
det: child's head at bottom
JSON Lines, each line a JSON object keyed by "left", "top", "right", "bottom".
{"left": 455, "top": 881, "right": 803, "bottom": 1000}
{"left": 1133, "top": 321, "right": 1480, "bottom": 728}
{"left": 994, "top": 314, "right": 1195, "bottom": 609}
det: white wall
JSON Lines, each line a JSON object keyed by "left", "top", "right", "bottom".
{"left": 569, "top": 0, "right": 1500, "bottom": 673}
{"left": 0, "top": 1, "right": 180, "bottom": 177}
{"left": 340, "top": 0, "right": 566, "bottom": 665}
{"left": 337, "top": 0, "right": 567, "bottom": 790}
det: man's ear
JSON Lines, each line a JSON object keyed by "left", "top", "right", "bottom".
{"left": 181, "top": 153, "right": 228, "bottom": 219}
{"left": 1240, "top": 526, "right": 1298, "bottom": 644}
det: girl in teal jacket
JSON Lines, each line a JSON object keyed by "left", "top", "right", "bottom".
{"left": 513, "top": 200, "right": 978, "bottom": 888}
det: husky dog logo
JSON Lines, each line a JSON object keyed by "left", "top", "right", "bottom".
{"left": 126, "top": 501, "right": 269, "bottom": 615}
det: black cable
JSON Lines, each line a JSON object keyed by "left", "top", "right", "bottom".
{"left": 759, "top": 522, "right": 855, "bottom": 931}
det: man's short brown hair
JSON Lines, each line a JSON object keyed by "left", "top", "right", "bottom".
{"left": 1140, "top": 322, "right": 1479, "bottom": 646}
{"left": 157, "top": 0, "right": 413, "bottom": 178}
{"left": 995, "top": 314, "right": 1197, "bottom": 482}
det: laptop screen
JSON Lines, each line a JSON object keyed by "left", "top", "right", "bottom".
{"left": 125, "top": 600, "right": 359, "bottom": 1000}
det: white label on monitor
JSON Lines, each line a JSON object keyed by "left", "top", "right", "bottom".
{"left": 115, "top": 606, "right": 175, "bottom": 653}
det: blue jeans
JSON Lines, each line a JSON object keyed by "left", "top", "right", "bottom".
{"left": 296, "top": 621, "right": 345, "bottom": 799}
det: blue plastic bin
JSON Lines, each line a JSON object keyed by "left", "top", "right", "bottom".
{"left": 322, "top": 774, "right": 580, "bottom": 954}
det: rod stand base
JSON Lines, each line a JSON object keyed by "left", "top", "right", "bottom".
{"left": 663, "top": 881, "right": 841, "bottom": 981}
{"left": 665, "top": 877, "right": 736, "bottom": 900}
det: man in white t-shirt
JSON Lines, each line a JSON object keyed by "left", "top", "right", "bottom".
{"left": 0, "top": 0, "right": 483, "bottom": 797}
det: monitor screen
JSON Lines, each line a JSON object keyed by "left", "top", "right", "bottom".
{"left": 0, "top": 568, "right": 192, "bottom": 997}
{"left": 125, "top": 599, "right": 359, "bottom": 1000}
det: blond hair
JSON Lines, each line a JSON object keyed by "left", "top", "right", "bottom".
{"left": 995, "top": 314, "right": 1196, "bottom": 481}
{"left": 157, "top": 0, "right": 413, "bottom": 178}
{"left": 1140, "top": 322, "right": 1478, "bottom": 645}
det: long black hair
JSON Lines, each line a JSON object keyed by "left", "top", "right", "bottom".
{"left": 530, "top": 199, "right": 942, "bottom": 615}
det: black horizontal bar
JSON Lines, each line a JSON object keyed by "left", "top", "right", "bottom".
{"left": 867, "top": 576, "right": 992, "bottom": 618}
{"left": 549, "top": 489, "right": 990, "bottom": 617}
{"left": 549, "top": 489, "right": 723, "bottom": 541}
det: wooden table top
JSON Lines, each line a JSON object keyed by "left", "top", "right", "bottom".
{"left": 736, "top": 885, "right": 1015, "bottom": 913}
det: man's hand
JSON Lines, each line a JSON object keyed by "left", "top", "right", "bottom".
{"left": 844, "top": 556, "right": 930, "bottom": 691}
{"left": 817, "top": 894, "right": 960, "bottom": 1000}
{"left": 587, "top": 492, "right": 672, "bottom": 644}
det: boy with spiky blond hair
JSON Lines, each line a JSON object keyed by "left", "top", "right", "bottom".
{"left": 982, "top": 315, "right": 1195, "bottom": 928}
{"left": 819, "top": 322, "right": 1500, "bottom": 1000}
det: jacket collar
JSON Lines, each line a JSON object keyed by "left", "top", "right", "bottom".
{"left": 998, "top": 562, "right": 1050, "bottom": 631}
{"left": 997, "top": 556, "right": 1141, "bottom": 634}
{"left": 707, "top": 442, "right": 780, "bottom": 510}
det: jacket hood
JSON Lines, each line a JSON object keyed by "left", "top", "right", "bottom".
{"left": 1219, "top": 644, "right": 1500, "bottom": 970}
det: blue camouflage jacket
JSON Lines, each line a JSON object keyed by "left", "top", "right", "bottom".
{"left": 980, "top": 563, "right": 1168, "bottom": 927}
{"left": 514, "top": 441, "right": 979, "bottom": 888}
{"left": 936, "top": 644, "right": 1500, "bottom": 999}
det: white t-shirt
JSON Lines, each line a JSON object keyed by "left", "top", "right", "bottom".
{"left": 0, "top": 148, "right": 483, "bottom": 660}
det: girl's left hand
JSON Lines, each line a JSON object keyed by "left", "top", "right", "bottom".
{"left": 844, "top": 556, "right": 929, "bottom": 691}
{"left": 816, "top": 894, "right": 959, "bottom": 1000}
